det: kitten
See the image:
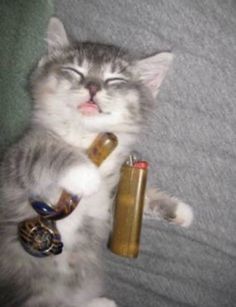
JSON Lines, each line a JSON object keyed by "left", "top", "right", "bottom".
{"left": 0, "top": 18, "right": 193, "bottom": 307}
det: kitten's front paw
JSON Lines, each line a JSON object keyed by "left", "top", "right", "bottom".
{"left": 145, "top": 188, "right": 193, "bottom": 227}
{"left": 59, "top": 163, "right": 101, "bottom": 197}
{"left": 86, "top": 297, "right": 117, "bottom": 307}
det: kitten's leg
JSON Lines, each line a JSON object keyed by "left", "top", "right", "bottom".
{"left": 144, "top": 188, "right": 193, "bottom": 227}
{"left": 2, "top": 140, "right": 102, "bottom": 199}
{"left": 85, "top": 297, "right": 117, "bottom": 307}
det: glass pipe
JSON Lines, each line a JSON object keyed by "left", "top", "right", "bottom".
{"left": 18, "top": 133, "right": 118, "bottom": 257}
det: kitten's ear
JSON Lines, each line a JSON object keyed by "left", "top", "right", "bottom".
{"left": 46, "top": 17, "right": 69, "bottom": 53}
{"left": 136, "top": 52, "right": 174, "bottom": 97}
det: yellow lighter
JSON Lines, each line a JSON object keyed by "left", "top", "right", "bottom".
{"left": 109, "top": 155, "right": 148, "bottom": 258}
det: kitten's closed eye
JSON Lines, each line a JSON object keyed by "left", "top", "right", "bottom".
{"left": 60, "top": 66, "right": 84, "bottom": 82}
{"left": 105, "top": 77, "right": 128, "bottom": 85}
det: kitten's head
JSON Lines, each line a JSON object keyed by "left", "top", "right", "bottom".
{"left": 31, "top": 18, "right": 173, "bottom": 135}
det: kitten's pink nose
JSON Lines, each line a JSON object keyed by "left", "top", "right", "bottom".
{"left": 85, "top": 81, "right": 101, "bottom": 97}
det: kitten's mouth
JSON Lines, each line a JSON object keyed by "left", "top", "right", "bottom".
{"left": 78, "top": 100, "right": 102, "bottom": 116}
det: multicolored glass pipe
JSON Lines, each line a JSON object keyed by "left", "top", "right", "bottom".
{"left": 18, "top": 217, "right": 63, "bottom": 256}
{"left": 18, "top": 133, "right": 118, "bottom": 257}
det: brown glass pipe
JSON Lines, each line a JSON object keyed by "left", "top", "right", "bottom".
{"left": 18, "top": 133, "right": 118, "bottom": 257}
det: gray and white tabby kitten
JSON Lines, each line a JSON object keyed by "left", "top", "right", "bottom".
{"left": 0, "top": 18, "right": 193, "bottom": 307}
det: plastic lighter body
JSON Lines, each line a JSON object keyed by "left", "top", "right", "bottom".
{"left": 109, "top": 159, "right": 148, "bottom": 258}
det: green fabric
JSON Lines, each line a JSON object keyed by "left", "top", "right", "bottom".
{"left": 0, "top": 0, "right": 54, "bottom": 154}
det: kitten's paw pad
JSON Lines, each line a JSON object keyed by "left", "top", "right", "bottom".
{"left": 59, "top": 164, "right": 101, "bottom": 197}
{"left": 145, "top": 189, "right": 193, "bottom": 227}
{"left": 86, "top": 297, "right": 117, "bottom": 307}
